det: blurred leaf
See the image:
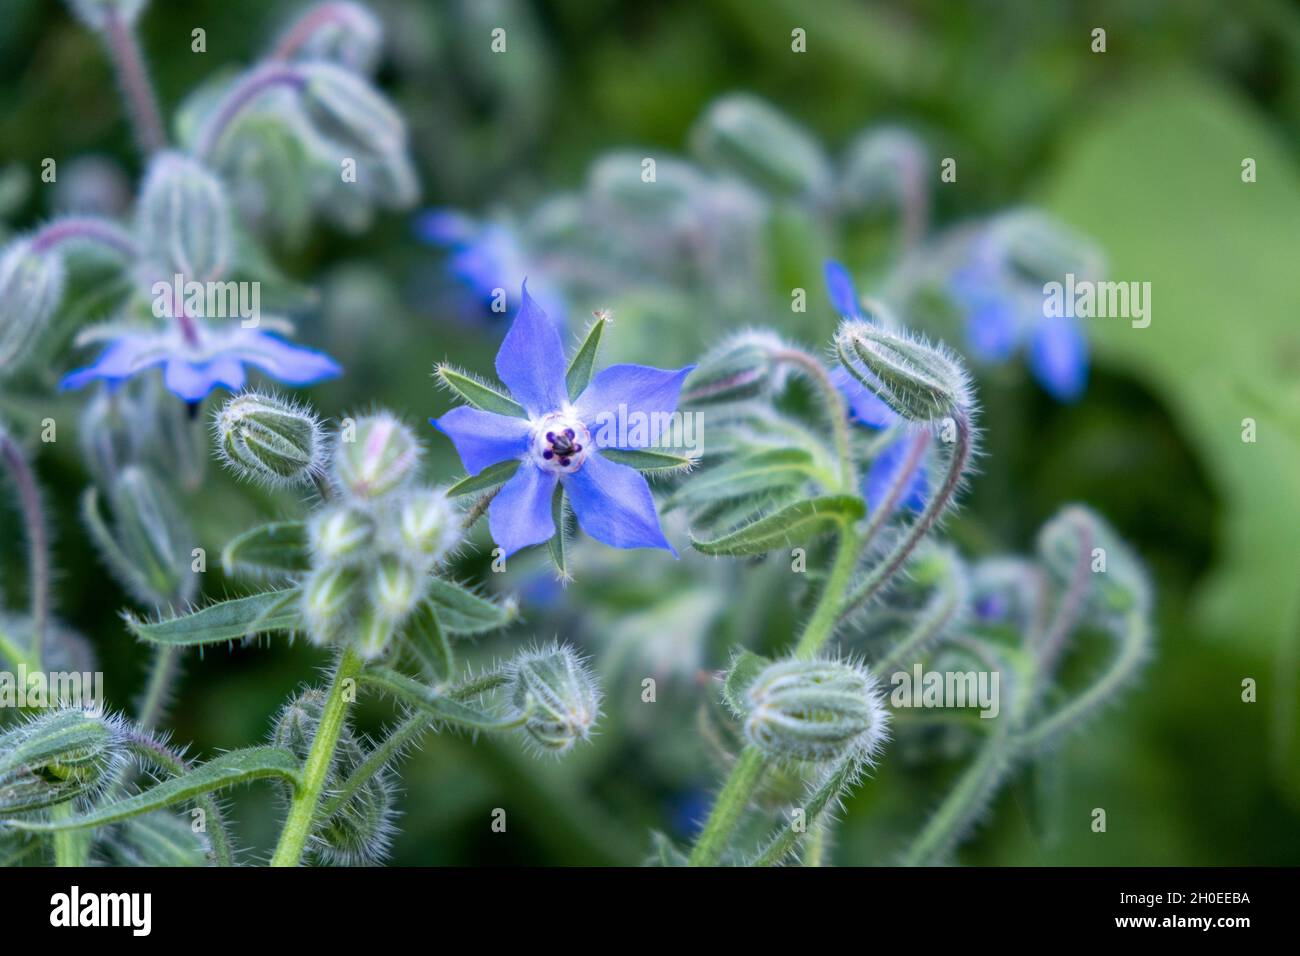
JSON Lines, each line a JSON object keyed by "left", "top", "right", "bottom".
{"left": 425, "top": 577, "right": 517, "bottom": 635}
{"left": 692, "top": 494, "right": 864, "bottom": 556}
{"left": 221, "top": 521, "right": 310, "bottom": 577}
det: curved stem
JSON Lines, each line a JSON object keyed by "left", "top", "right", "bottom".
{"left": 1, "top": 434, "right": 49, "bottom": 665}
{"left": 30, "top": 216, "right": 138, "bottom": 258}
{"left": 197, "top": 64, "right": 305, "bottom": 161}
{"left": 869, "top": 565, "right": 963, "bottom": 676}
{"left": 270, "top": 2, "right": 361, "bottom": 61}
{"left": 320, "top": 712, "right": 427, "bottom": 818}
{"left": 858, "top": 428, "right": 930, "bottom": 548}
{"left": 770, "top": 348, "right": 855, "bottom": 492}
{"left": 271, "top": 646, "right": 362, "bottom": 867}
{"left": 136, "top": 645, "right": 179, "bottom": 731}
{"left": 794, "top": 524, "right": 861, "bottom": 658}
{"left": 102, "top": 9, "right": 166, "bottom": 155}
{"left": 1035, "top": 514, "right": 1093, "bottom": 676}
{"left": 124, "top": 732, "right": 235, "bottom": 867}
{"left": 840, "top": 409, "right": 974, "bottom": 621}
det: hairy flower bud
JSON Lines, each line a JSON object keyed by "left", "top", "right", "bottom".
{"left": 839, "top": 127, "right": 929, "bottom": 216}
{"left": 108, "top": 465, "right": 196, "bottom": 605}
{"left": 506, "top": 644, "right": 602, "bottom": 756}
{"left": 681, "top": 330, "right": 787, "bottom": 406}
{"left": 742, "top": 658, "right": 889, "bottom": 764}
{"left": 137, "top": 151, "right": 232, "bottom": 284}
{"left": 397, "top": 488, "right": 458, "bottom": 561}
{"left": 216, "top": 392, "right": 325, "bottom": 487}
{"left": 297, "top": 62, "right": 406, "bottom": 158}
{"left": 302, "top": 564, "right": 363, "bottom": 644}
{"left": 65, "top": 0, "right": 147, "bottom": 30}
{"left": 0, "top": 240, "right": 66, "bottom": 375}
{"left": 309, "top": 504, "right": 376, "bottom": 565}
{"left": 333, "top": 413, "right": 420, "bottom": 500}
{"left": 835, "top": 319, "right": 971, "bottom": 423}
{"left": 370, "top": 555, "right": 420, "bottom": 620}
{"left": 690, "top": 94, "right": 832, "bottom": 200}
{"left": 0, "top": 708, "right": 126, "bottom": 814}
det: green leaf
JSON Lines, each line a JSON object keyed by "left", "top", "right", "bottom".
{"left": 602, "top": 447, "right": 699, "bottom": 475}
{"left": 221, "top": 521, "right": 310, "bottom": 576}
{"left": 751, "top": 752, "right": 863, "bottom": 866}
{"left": 566, "top": 313, "right": 609, "bottom": 400}
{"left": 446, "top": 459, "right": 520, "bottom": 498}
{"left": 691, "top": 495, "right": 864, "bottom": 556}
{"left": 404, "top": 600, "right": 454, "bottom": 685}
{"left": 425, "top": 578, "right": 517, "bottom": 635}
{"left": 722, "top": 650, "right": 770, "bottom": 716}
{"left": 436, "top": 364, "right": 525, "bottom": 417}
{"left": 127, "top": 588, "right": 302, "bottom": 646}
{"left": 547, "top": 483, "right": 570, "bottom": 581}
{"left": 361, "top": 668, "right": 527, "bottom": 732}
{"left": 81, "top": 486, "right": 162, "bottom": 606}
{"left": 4, "top": 747, "right": 301, "bottom": 833}
{"left": 669, "top": 448, "right": 814, "bottom": 509}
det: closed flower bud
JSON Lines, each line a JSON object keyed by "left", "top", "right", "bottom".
{"left": 988, "top": 209, "right": 1106, "bottom": 287}
{"left": 302, "top": 564, "right": 363, "bottom": 644}
{"left": 839, "top": 127, "right": 929, "bottom": 216}
{"left": 137, "top": 151, "right": 232, "bottom": 284}
{"left": 309, "top": 503, "right": 375, "bottom": 565}
{"left": 690, "top": 94, "right": 832, "bottom": 200}
{"left": 355, "top": 606, "right": 398, "bottom": 659}
{"left": 108, "top": 465, "right": 195, "bottom": 605}
{"left": 506, "top": 644, "right": 602, "bottom": 756}
{"left": 333, "top": 412, "right": 420, "bottom": 500}
{"left": 835, "top": 319, "right": 971, "bottom": 423}
{"left": 742, "top": 658, "right": 889, "bottom": 764}
{"left": 66, "top": 0, "right": 147, "bottom": 30}
{"left": 370, "top": 555, "right": 421, "bottom": 619}
{"left": 278, "top": 1, "right": 384, "bottom": 75}
{"left": 215, "top": 391, "right": 325, "bottom": 487}
{"left": 298, "top": 62, "right": 406, "bottom": 159}
{"left": 0, "top": 708, "right": 126, "bottom": 814}
{"left": 78, "top": 387, "right": 139, "bottom": 486}
{"left": 0, "top": 240, "right": 66, "bottom": 375}
{"left": 681, "top": 330, "right": 787, "bottom": 406}
{"left": 397, "top": 488, "right": 457, "bottom": 561}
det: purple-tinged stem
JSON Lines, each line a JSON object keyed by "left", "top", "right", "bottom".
{"left": 103, "top": 9, "right": 166, "bottom": 155}
{"left": 31, "top": 216, "right": 137, "bottom": 258}
{"left": 270, "top": 2, "right": 358, "bottom": 61}
{"left": 197, "top": 64, "right": 305, "bottom": 161}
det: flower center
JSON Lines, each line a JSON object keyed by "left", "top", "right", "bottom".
{"left": 530, "top": 413, "right": 591, "bottom": 475}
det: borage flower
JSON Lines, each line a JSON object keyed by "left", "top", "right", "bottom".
{"left": 432, "top": 283, "right": 693, "bottom": 558}
{"left": 824, "top": 260, "right": 929, "bottom": 517}
{"left": 61, "top": 322, "right": 341, "bottom": 403}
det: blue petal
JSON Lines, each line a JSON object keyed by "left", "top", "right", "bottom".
{"left": 430, "top": 406, "right": 532, "bottom": 476}
{"left": 830, "top": 366, "right": 897, "bottom": 430}
{"left": 60, "top": 337, "right": 161, "bottom": 391}
{"left": 488, "top": 462, "right": 557, "bottom": 559}
{"left": 574, "top": 363, "right": 696, "bottom": 448}
{"left": 232, "top": 331, "right": 342, "bottom": 386}
{"left": 1028, "top": 315, "right": 1088, "bottom": 402}
{"left": 951, "top": 268, "right": 1020, "bottom": 361}
{"left": 865, "top": 434, "right": 929, "bottom": 516}
{"left": 163, "top": 355, "right": 246, "bottom": 402}
{"left": 494, "top": 281, "right": 569, "bottom": 416}
{"left": 564, "top": 452, "right": 675, "bottom": 555}
{"left": 824, "top": 260, "right": 862, "bottom": 319}
{"left": 413, "top": 208, "right": 475, "bottom": 246}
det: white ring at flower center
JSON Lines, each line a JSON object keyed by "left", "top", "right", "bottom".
{"left": 530, "top": 413, "right": 591, "bottom": 474}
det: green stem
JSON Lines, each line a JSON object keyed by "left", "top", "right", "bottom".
{"left": 1, "top": 433, "right": 50, "bottom": 665}
{"left": 687, "top": 747, "right": 769, "bottom": 866}
{"left": 136, "top": 646, "right": 180, "bottom": 731}
{"left": 794, "top": 524, "right": 862, "bottom": 658}
{"left": 102, "top": 8, "right": 166, "bottom": 155}
{"left": 320, "top": 712, "right": 427, "bottom": 818}
{"left": 51, "top": 802, "right": 89, "bottom": 867}
{"left": 124, "top": 733, "right": 235, "bottom": 867}
{"left": 771, "top": 348, "right": 855, "bottom": 492}
{"left": 271, "top": 647, "right": 362, "bottom": 867}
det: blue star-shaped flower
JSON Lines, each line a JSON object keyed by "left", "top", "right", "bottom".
{"left": 824, "top": 260, "right": 929, "bottom": 517}
{"left": 432, "top": 283, "right": 694, "bottom": 558}
{"left": 60, "top": 323, "right": 341, "bottom": 403}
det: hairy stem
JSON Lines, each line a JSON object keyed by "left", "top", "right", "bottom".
{"left": 197, "top": 64, "right": 305, "bottom": 161}
{"left": 102, "top": 9, "right": 166, "bottom": 155}
{"left": 687, "top": 747, "right": 769, "bottom": 866}
{"left": 51, "top": 802, "right": 90, "bottom": 867}
{"left": 840, "top": 408, "right": 974, "bottom": 621}
{"left": 124, "top": 732, "right": 235, "bottom": 867}
{"left": 136, "top": 646, "right": 179, "bottom": 731}
{"left": 1, "top": 433, "right": 50, "bottom": 665}
{"left": 1035, "top": 515, "right": 1093, "bottom": 675}
{"left": 320, "top": 712, "right": 427, "bottom": 818}
{"left": 771, "top": 348, "right": 855, "bottom": 492}
{"left": 271, "top": 646, "right": 362, "bottom": 866}
{"left": 271, "top": 2, "right": 359, "bottom": 61}
{"left": 794, "top": 524, "right": 862, "bottom": 658}
{"left": 30, "top": 216, "right": 138, "bottom": 258}
{"left": 858, "top": 428, "right": 931, "bottom": 548}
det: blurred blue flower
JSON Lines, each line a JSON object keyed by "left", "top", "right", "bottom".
{"left": 61, "top": 324, "right": 341, "bottom": 403}
{"left": 432, "top": 282, "right": 692, "bottom": 558}
{"left": 948, "top": 219, "right": 1092, "bottom": 402}
{"left": 825, "top": 260, "right": 929, "bottom": 518}
{"left": 414, "top": 209, "right": 567, "bottom": 325}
